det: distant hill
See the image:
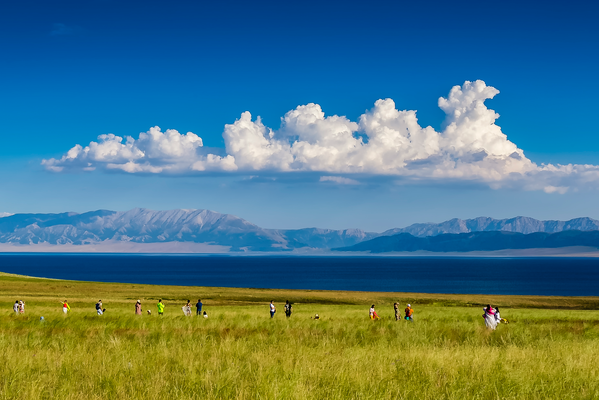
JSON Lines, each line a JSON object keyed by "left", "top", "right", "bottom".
{"left": 381, "top": 216, "right": 599, "bottom": 237}
{"left": 334, "top": 230, "right": 599, "bottom": 253}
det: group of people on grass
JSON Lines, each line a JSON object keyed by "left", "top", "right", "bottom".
{"left": 136, "top": 299, "right": 208, "bottom": 317}
{"left": 269, "top": 300, "right": 293, "bottom": 318}
{"left": 270, "top": 301, "right": 414, "bottom": 322}
{"left": 483, "top": 304, "right": 508, "bottom": 329}
{"left": 135, "top": 299, "right": 208, "bottom": 318}
{"left": 13, "top": 300, "right": 25, "bottom": 315}
{"left": 12, "top": 298, "right": 505, "bottom": 328}
{"left": 369, "top": 303, "right": 414, "bottom": 321}
{"left": 15, "top": 298, "right": 411, "bottom": 322}
{"left": 45, "top": 299, "right": 209, "bottom": 318}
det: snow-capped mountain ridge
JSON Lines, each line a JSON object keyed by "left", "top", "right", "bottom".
{"left": 383, "top": 216, "right": 599, "bottom": 237}
{"left": 1, "top": 209, "right": 598, "bottom": 251}
{"left": 0, "top": 208, "right": 372, "bottom": 250}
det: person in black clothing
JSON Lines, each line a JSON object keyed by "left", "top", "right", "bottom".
{"left": 196, "top": 299, "right": 203, "bottom": 316}
{"left": 96, "top": 300, "right": 106, "bottom": 315}
{"left": 284, "top": 300, "right": 292, "bottom": 318}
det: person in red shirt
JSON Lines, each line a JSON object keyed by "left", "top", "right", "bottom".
{"left": 62, "top": 300, "right": 70, "bottom": 314}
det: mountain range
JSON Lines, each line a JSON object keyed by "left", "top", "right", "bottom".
{"left": 0, "top": 208, "right": 376, "bottom": 251}
{"left": 380, "top": 216, "right": 599, "bottom": 237}
{"left": 334, "top": 230, "right": 599, "bottom": 253}
{"left": 0, "top": 209, "right": 598, "bottom": 252}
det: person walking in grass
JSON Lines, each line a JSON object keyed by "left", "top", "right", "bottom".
{"left": 284, "top": 300, "right": 292, "bottom": 318}
{"left": 495, "top": 307, "right": 508, "bottom": 324}
{"left": 13, "top": 300, "right": 19, "bottom": 315}
{"left": 62, "top": 300, "right": 70, "bottom": 314}
{"left": 404, "top": 304, "right": 414, "bottom": 322}
{"left": 157, "top": 299, "right": 165, "bottom": 316}
{"left": 182, "top": 300, "right": 192, "bottom": 316}
{"left": 270, "top": 300, "right": 276, "bottom": 318}
{"left": 369, "top": 305, "right": 380, "bottom": 320}
{"left": 96, "top": 300, "right": 105, "bottom": 315}
{"left": 394, "top": 302, "right": 401, "bottom": 321}
{"left": 135, "top": 300, "right": 142, "bottom": 315}
{"left": 196, "top": 299, "right": 203, "bottom": 316}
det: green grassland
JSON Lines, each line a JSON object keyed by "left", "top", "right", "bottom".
{"left": 1, "top": 272, "right": 599, "bottom": 399}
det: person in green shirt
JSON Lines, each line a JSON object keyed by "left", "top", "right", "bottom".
{"left": 157, "top": 299, "right": 165, "bottom": 316}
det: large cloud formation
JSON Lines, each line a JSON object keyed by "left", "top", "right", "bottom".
{"left": 43, "top": 80, "right": 599, "bottom": 192}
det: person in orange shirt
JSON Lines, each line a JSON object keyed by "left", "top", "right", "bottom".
{"left": 404, "top": 304, "right": 414, "bottom": 322}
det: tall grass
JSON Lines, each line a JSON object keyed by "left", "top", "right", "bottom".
{"left": 0, "top": 273, "right": 598, "bottom": 399}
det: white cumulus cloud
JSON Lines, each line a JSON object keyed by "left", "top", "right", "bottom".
{"left": 42, "top": 126, "right": 234, "bottom": 173}
{"left": 42, "top": 80, "right": 599, "bottom": 193}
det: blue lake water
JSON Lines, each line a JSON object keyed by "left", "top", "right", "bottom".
{"left": 0, "top": 254, "right": 598, "bottom": 296}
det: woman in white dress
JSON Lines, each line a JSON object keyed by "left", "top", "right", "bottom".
{"left": 182, "top": 300, "right": 192, "bottom": 316}
{"left": 483, "top": 304, "right": 498, "bottom": 330}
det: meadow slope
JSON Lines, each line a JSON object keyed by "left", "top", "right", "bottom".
{"left": 0, "top": 272, "right": 598, "bottom": 399}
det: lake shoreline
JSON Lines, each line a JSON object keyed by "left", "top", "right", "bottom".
{"left": 0, "top": 243, "right": 598, "bottom": 257}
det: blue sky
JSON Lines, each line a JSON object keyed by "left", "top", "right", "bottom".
{"left": 1, "top": 0, "right": 598, "bottom": 231}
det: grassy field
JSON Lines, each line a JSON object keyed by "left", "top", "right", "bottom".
{"left": 0, "top": 272, "right": 598, "bottom": 399}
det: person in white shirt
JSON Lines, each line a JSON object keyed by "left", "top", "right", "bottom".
{"left": 270, "top": 301, "right": 276, "bottom": 318}
{"left": 369, "top": 305, "right": 380, "bottom": 320}
{"left": 182, "top": 300, "right": 192, "bottom": 316}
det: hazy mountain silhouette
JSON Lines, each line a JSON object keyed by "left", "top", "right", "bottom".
{"left": 334, "top": 230, "right": 599, "bottom": 253}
